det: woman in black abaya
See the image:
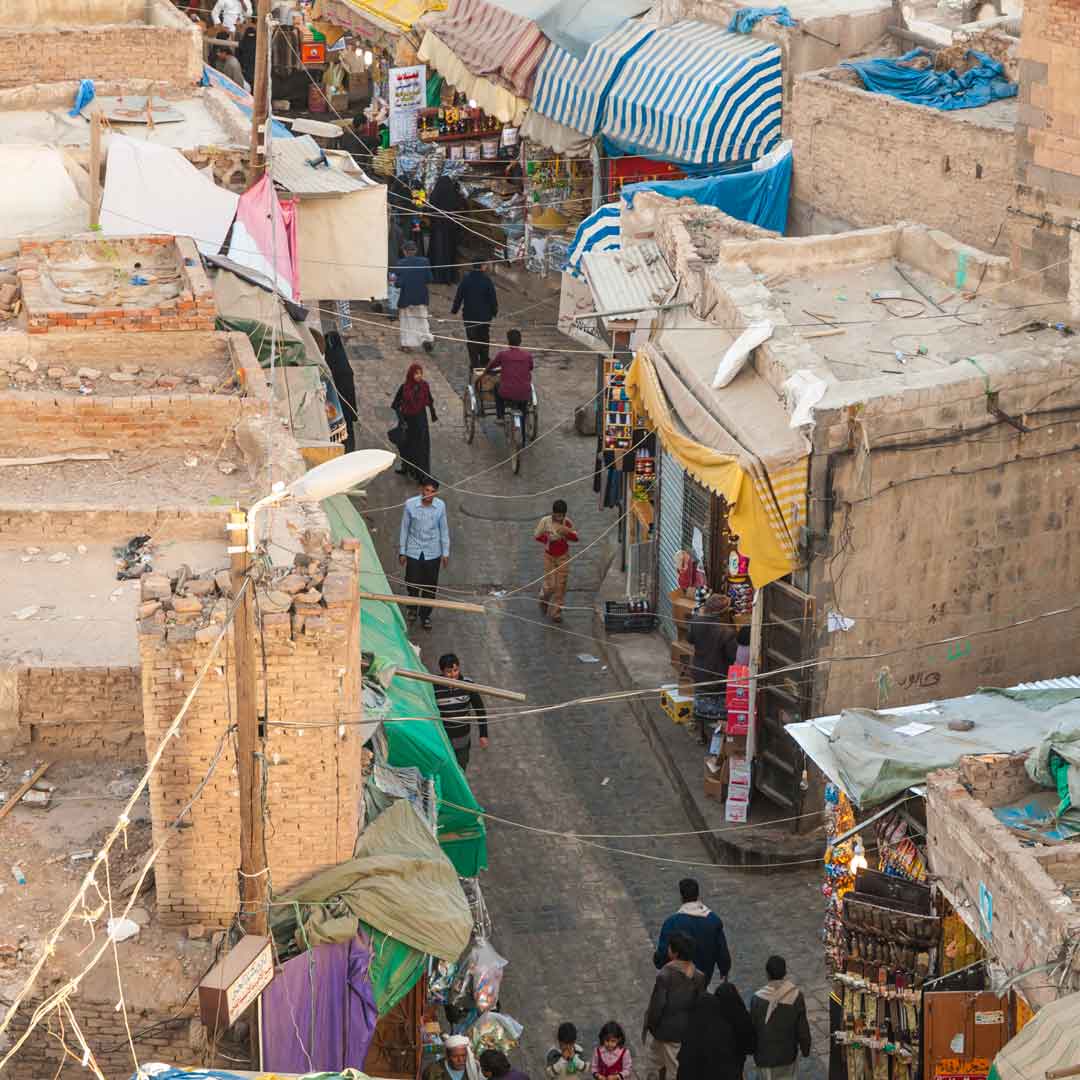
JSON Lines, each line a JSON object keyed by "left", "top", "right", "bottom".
{"left": 427, "top": 175, "right": 466, "bottom": 284}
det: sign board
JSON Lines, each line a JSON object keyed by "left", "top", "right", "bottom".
{"left": 388, "top": 64, "right": 426, "bottom": 145}
{"left": 198, "top": 934, "right": 274, "bottom": 1033}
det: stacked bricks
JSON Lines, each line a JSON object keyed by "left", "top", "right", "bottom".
{"left": 958, "top": 752, "right": 1041, "bottom": 807}
{"left": 139, "top": 542, "right": 364, "bottom": 928}
{"left": 18, "top": 236, "right": 217, "bottom": 335}
{"left": 789, "top": 72, "right": 1016, "bottom": 253}
{"left": 0, "top": 3, "right": 202, "bottom": 91}
{"left": 927, "top": 765, "right": 1080, "bottom": 1007}
{"left": 15, "top": 666, "right": 143, "bottom": 760}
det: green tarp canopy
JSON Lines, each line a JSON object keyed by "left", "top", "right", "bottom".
{"left": 322, "top": 493, "right": 488, "bottom": 877}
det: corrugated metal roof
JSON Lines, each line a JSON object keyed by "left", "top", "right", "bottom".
{"left": 1011, "top": 676, "right": 1080, "bottom": 690}
{"left": 581, "top": 241, "right": 676, "bottom": 328}
{"left": 270, "top": 135, "right": 375, "bottom": 196}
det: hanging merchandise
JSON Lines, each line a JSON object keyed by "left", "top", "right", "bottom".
{"left": 726, "top": 549, "right": 754, "bottom": 615}
{"left": 602, "top": 356, "right": 633, "bottom": 455}
{"left": 454, "top": 938, "right": 508, "bottom": 1013}
{"left": 468, "top": 1011, "right": 523, "bottom": 1055}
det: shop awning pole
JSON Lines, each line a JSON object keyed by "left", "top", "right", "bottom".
{"left": 394, "top": 667, "right": 527, "bottom": 702}
{"left": 573, "top": 300, "right": 688, "bottom": 324}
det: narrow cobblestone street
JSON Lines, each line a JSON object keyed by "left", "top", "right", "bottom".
{"left": 345, "top": 278, "right": 829, "bottom": 1079}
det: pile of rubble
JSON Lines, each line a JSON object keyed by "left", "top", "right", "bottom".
{"left": 0, "top": 274, "right": 21, "bottom": 322}
{"left": 138, "top": 542, "right": 359, "bottom": 641}
{"left": 0, "top": 358, "right": 235, "bottom": 394}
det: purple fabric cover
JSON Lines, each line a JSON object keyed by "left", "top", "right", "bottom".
{"left": 261, "top": 935, "right": 379, "bottom": 1073}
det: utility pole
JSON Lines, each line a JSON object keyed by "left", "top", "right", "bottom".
{"left": 229, "top": 510, "right": 268, "bottom": 935}
{"left": 249, "top": 0, "right": 272, "bottom": 174}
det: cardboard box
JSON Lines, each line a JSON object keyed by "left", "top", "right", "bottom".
{"left": 720, "top": 733, "right": 748, "bottom": 758}
{"left": 704, "top": 773, "right": 725, "bottom": 801}
{"left": 660, "top": 686, "right": 693, "bottom": 725}
{"left": 726, "top": 710, "right": 750, "bottom": 736}
{"left": 669, "top": 591, "right": 696, "bottom": 628}
{"left": 728, "top": 759, "right": 751, "bottom": 787}
{"left": 725, "top": 797, "right": 748, "bottom": 822}
{"left": 725, "top": 664, "right": 750, "bottom": 709}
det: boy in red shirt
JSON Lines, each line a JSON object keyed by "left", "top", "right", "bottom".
{"left": 534, "top": 499, "right": 578, "bottom": 622}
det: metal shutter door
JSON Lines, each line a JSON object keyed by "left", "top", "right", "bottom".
{"left": 657, "top": 449, "right": 685, "bottom": 641}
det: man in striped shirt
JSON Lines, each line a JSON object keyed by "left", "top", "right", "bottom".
{"left": 435, "top": 653, "right": 488, "bottom": 772}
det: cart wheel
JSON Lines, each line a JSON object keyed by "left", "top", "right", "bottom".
{"left": 510, "top": 414, "right": 524, "bottom": 474}
{"left": 463, "top": 390, "right": 476, "bottom": 444}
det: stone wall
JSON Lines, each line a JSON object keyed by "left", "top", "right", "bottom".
{"left": 139, "top": 541, "right": 362, "bottom": 928}
{"left": 808, "top": 362, "right": 1080, "bottom": 713}
{"left": 790, "top": 72, "right": 1016, "bottom": 252}
{"left": 1009, "top": 0, "right": 1080, "bottom": 298}
{"left": 927, "top": 765, "right": 1080, "bottom": 1006}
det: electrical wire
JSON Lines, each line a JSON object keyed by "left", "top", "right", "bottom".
{"left": 0, "top": 579, "right": 249, "bottom": 1060}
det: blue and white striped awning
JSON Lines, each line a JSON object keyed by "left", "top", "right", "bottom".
{"left": 565, "top": 203, "right": 621, "bottom": 275}
{"left": 529, "top": 20, "right": 782, "bottom": 166}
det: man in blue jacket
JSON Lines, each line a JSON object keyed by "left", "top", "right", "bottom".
{"left": 653, "top": 878, "right": 731, "bottom": 986}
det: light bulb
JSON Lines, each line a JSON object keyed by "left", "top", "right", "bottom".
{"left": 363, "top": 49, "right": 373, "bottom": 66}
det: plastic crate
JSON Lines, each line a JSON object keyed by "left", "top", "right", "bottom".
{"left": 604, "top": 601, "right": 655, "bottom": 633}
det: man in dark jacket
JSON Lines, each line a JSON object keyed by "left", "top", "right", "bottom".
{"left": 434, "top": 653, "right": 488, "bottom": 771}
{"left": 749, "top": 956, "right": 812, "bottom": 1080}
{"left": 396, "top": 241, "right": 434, "bottom": 351}
{"left": 654, "top": 878, "right": 731, "bottom": 987}
{"left": 452, "top": 262, "right": 498, "bottom": 375}
{"left": 643, "top": 932, "right": 706, "bottom": 1080}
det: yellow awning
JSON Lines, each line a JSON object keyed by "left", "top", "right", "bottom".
{"left": 627, "top": 351, "right": 807, "bottom": 589}
{"left": 418, "top": 31, "right": 529, "bottom": 125}
{"left": 323, "top": 0, "right": 446, "bottom": 35}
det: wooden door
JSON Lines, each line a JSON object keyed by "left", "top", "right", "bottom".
{"left": 363, "top": 978, "right": 424, "bottom": 1080}
{"left": 754, "top": 579, "right": 815, "bottom": 815}
{"left": 923, "top": 991, "right": 1009, "bottom": 1080}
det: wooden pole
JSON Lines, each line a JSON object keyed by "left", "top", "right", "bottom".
{"left": 249, "top": 0, "right": 272, "bottom": 174}
{"left": 0, "top": 762, "right": 51, "bottom": 827}
{"left": 393, "top": 667, "right": 527, "bottom": 702}
{"left": 358, "top": 590, "right": 485, "bottom": 614}
{"left": 89, "top": 112, "right": 102, "bottom": 228}
{"left": 229, "top": 510, "right": 268, "bottom": 936}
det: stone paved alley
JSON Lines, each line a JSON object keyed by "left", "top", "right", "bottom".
{"left": 344, "top": 278, "right": 829, "bottom": 1078}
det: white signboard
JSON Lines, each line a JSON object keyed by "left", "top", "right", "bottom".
{"left": 389, "top": 64, "right": 426, "bottom": 145}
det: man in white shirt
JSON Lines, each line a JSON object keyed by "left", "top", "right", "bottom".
{"left": 212, "top": 0, "right": 252, "bottom": 33}
{"left": 399, "top": 478, "right": 450, "bottom": 630}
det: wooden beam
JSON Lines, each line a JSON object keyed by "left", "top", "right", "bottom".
{"left": 89, "top": 111, "right": 102, "bottom": 228}
{"left": 0, "top": 762, "right": 52, "bottom": 826}
{"left": 0, "top": 453, "right": 109, "bottom": 468}
{"left": 359, "top": 591, "right": 485, "bottom": 615}
{"left": 394, "top": 667, "right": 526, "bottom": 702}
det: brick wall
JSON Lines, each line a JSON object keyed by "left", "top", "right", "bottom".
{"left": 927, "top": 766, "right": 1080, "bottom": 1005}
{"left": 140, "top": 544, "right": 363, "bottom": 928}
{"left": 790, "top": 72, "right": 1016, "bottom": 251}
{"left": 0, "top": 507, "right": 230, "bottom": 544}
{"left": 0, "top": 392, "right": 261, "bottom": 454}
{"left": 0, "top": 16, "right": 201, "bottom": 90}
{"left": 14, "top": 665, "right": 143, "bottom": 760}
{"left": 958, "top": 753, "right": 1042, "bottom": 806}
{"left": 808, "top": 365, "right": 1080, "bottom": 713}
{"left": 19, "top": 236, "right": 216, "bottom": 335}
{"left": 7, "top": 1000, "right": 205, "bottom": 1080}
{"left": 1009, "top": 0, "right": 1080, "bottom": 296}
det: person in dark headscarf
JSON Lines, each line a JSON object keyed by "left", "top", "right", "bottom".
{"left": 427, "top": 175, "right": 466, "bottom": 284}
{"left": 237, "top": 24, "right": 258, "bottom": 88}
{"left": 323, "top": 331, "right": 357, "bottom": 452}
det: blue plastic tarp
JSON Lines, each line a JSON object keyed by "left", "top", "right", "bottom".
{"left": 728, "top": 6, "right": 796, "bottom": 33}
{"left": 842, "top": 48, "right": 1017, "bottom": 110}
{"left": 69, "top": 79, "right": 95, "bottom": 117}
{"left": 621, "top": 139, "right": 793, "bottom": 235}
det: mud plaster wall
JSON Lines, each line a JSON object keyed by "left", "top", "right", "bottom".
{"left": 790, "top": 73, "right": 1016, "bottom": 252}
{"left": 807, "top": 365, "right": 1080, "bottom": 715}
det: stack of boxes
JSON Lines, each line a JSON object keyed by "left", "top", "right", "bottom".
{"left": 703, "top": 664, "right": 754, "bottom": 820}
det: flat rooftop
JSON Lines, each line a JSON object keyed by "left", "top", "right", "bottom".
{"left": 0, "top": 536, "right": 228, "bottom": 667}
{"left": 0, "top": 96, "right": 234, "bottom": 150}
{"left": 705, "top": 223, "right": 1076, "bottom": 405}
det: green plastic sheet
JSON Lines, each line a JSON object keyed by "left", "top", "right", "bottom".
{"left": 216, "top": 315, "right": 309, "bottom": 368}
{"left": 322, "top": 493, "right": 488, "bottom": 876}
{"left": 361, "top": 920, "right": 427, "bottom": 1014}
